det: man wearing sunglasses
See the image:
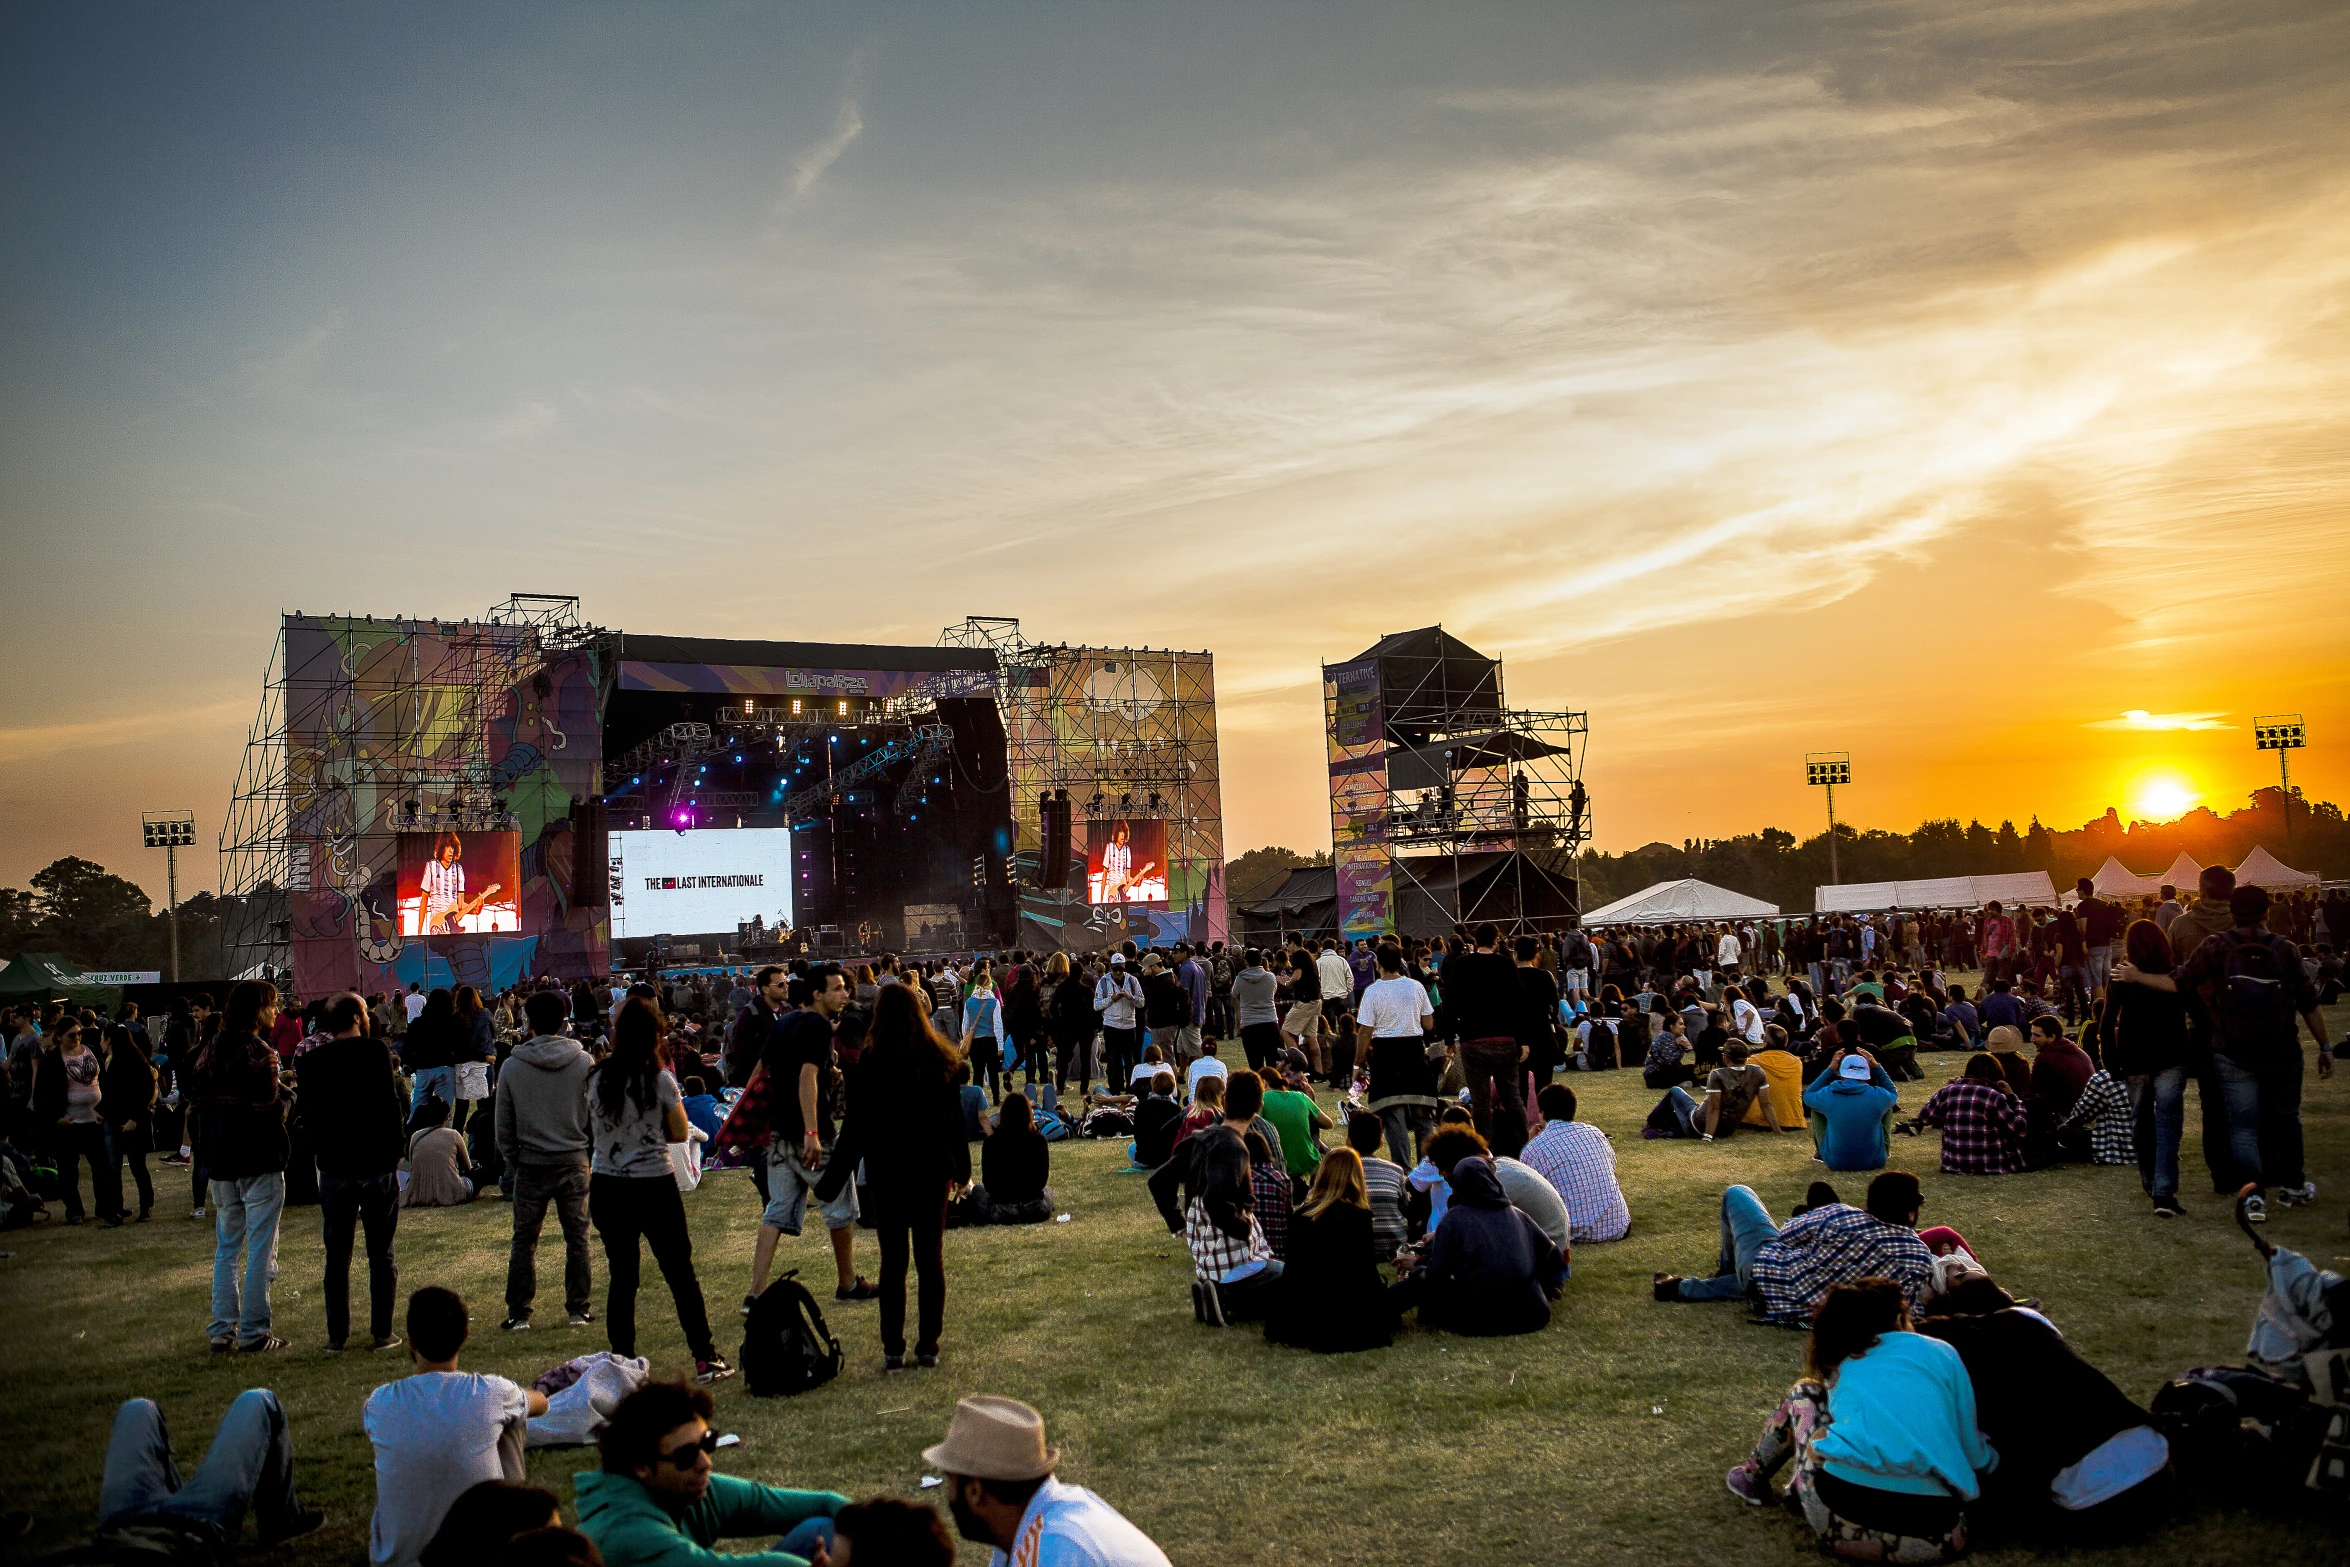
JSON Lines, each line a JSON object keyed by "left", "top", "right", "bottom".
{"left": 575, "top": 1382, "right": 847, "bottom": 1567}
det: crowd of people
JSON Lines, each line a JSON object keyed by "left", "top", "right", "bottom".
{"left": 0, "top": 867, "right": 2341, "bottom": 1563}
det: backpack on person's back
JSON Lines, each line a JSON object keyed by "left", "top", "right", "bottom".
{"left": 2209, "top": 929, "right": 2301, "bottom": 1056}
{"left": 738, "top": 1271, "right": 843, "bottom": 1397}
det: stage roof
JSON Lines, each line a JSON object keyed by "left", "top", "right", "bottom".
{"left": 1582, "top": 878, "right": 1779, "bottom": 925}
{"left": 615, "top": 634, "right": 996, "bottom": 673}
{"left": 1814, "top": 871, "right": 2057, "bottom": 913}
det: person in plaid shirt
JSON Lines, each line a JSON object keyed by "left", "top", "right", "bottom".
{"left": 2058, "top": 1069, "right": 2135, "bottom": 1166}
{"left": 1245, "top": 1131, "right": 1293, "bottom": 1259}
{"left": 1654, "top": 1171, "right": 1935, "bottom": 1326}
{"left": 1906, "top": 1055, "right": 2031, "bottom": 1175}
{"left": 1519, "top": 1084, "right": 1631, "bottom": 1242}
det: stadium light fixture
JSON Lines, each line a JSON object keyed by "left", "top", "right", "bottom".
{"left": 1804, "top": 752, "right": 1851, "bottom": 885}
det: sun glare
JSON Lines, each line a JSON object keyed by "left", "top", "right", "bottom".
{"left": 2131, "top": 775, "right": 2198, "bottom": 821}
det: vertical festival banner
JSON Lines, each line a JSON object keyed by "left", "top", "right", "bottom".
{"left": 1325, "top": 657, "right": 1393, "bottom": 938}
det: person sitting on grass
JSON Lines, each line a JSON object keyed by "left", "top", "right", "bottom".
{"left": 953, "top": 1092, "right": 1054, "bottom": 1226}
{"left": 574, "top": 1381, "right": 846, "bottom": 1567}
{"left": 1723, "top": 1277, "right": 1994, "bottom": 1562}
{"left": 1388, "top": 1153, "right": 1567, "bottom": 1337}
{"left": 1653, "top": 1170, "right": 1936, "bottom": 1327}
{"left": 1641, "top": 1009, "right": 1693, "bottom": 1089}
{"left": 1257, "top": 1068, "right": 1332, "bottom": 1182}
{"left": 1905, "top": 1054, "right": 2032, "bottom": 1176}
{"left": 1405, "top": 1109, "right": 1479, "bottom": 1233}
{"left": 1245, "top": 1129, "right": 1294, "bottom": 1259}
{"left": 75, "top": 1389, "right": 323, "bottom": 1559}
{"left": 1981, "top": 1024, "right": 2035, "bottom": 1098}
{"left": 1803, "top": 1049, "right": 1900, "bottom": 1173}
{"left": 2024, "top": 1015, "right": 2093, "bottom": 1163}
{"left": 827, "top": 1497, "right": 955, "bottom": 1567}
{"left": 1128, "top": 1070, "right": 1185, "bottom": 1169}
{"left": 1345, "top": 1109, "right": 1410, "bottom": 1261}
{"left": 365, "top": 1286, "right": 546, "bottom": 1567}
{"left": 1170, "top": 1071, "right": 1224, "bottom": 1150}
{"left": 1739, "top": 1024, "right": 1808, "bottom": 1130}
{"left": 1846, "top": 995, "right": 1924, "bottom": 1082}
{"left": 1650, "top": 1041, "right": 1786, "bottom": 1140}
{"left": 2055, "top": 1066, "right": 2135, "bottom": 1169}
{"left": 399, "top": 1096, "right": 481, "bottom": 1208}
{"left": 421, "top": 1482, "right": 561, "bottom": 1567}
{"left": 923, "top": 1395, "right": 1170, "bottom": 1567}
{"left": 1182, "top": 1036, "right": 1228, "bottom": 1104}
{"left": 1519, "top": 1083, "right": 1632, "bottom": 1244}
{"left": 1149, "top": 1068, "right": 1278, "bottom": 1305}
{"left": 1264, "top": 1147, "right": 1398, "bottom": 1354}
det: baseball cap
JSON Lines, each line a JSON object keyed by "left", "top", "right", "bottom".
{"left": 1109, "top": 953, "right": 1126, "bottom": 965}
{"left": 1838, "top": 1054, "right": 1873, "bottom": 1081}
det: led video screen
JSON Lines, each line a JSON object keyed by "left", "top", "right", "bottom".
{"left": 397, "top": 831, "right": 523, "bottom": 935}
{"left": 1085, "top": 818, "right": 1168, "bottom": 907}
{"left": 609, "top": 828, "right": 795, "bottom": 938}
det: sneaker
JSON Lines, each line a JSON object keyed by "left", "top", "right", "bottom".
{"left": 1652, "top": 1274, "right": 1684, "bottom": 1303}
{"left": 258, "top": 1507, "right": 326, "bottom": 1549}
{"left": 835, "top": 1278, "right": 879, "bottom": 1302}
{"left": 209, "top": 1337, "right": 234, "bottom": 1355}
{"left": 502, "top": 1317, "right": 531, "bottom": 1332}
{"left": 324, "top": 1340, "right": 347, "bottom": 1353}
{"left": 566, "top": 1310, "right": 594, "bottom": 1327}
{"left": 137, "top": 1207, "right": 152, "bottom": 1222}
{"left": 239, "top": 1334, "right": 289, "bottom": 1354}
{"left": 2277, "top": 1182, "right": 2319, "bottom": 1208}
{"left": 694, "top": 1355, "right": 736, "bottom": 1384}
{"left": 1726, "top": 1462, "right": 1769, "bottom": 1506}
{"left": 190, "top": 1206, "right": 208, "bottom": 1220}
{"left": 883, "top": 1354, "right": 908, "bottom": 1373}
{"left": 741, "top": 1293, "right": 759, "bottom": 1318}
{"left": 369, "top": 1334, "right": 404, "bottom": 1352}
{"left": 916, "top": 1350, "right": 940, "bottom": 1370}
{"left": 2243, "top": 1195, "right": 2268, "bottom": 1225}
{"left": 2152, "top": 1197, "right": 2181, "bottom": 1218}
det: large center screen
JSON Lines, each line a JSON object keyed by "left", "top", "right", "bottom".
{"left": 610, "top": 828, "right": 795, "bottom": 939}
{"left": 398, "top": 831, "right": 523, "bottom": 936}
{"left": 1085, "top": 818, "right": 1168, "bottom": 907}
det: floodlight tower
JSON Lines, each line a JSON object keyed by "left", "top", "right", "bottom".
{"left": 1805, "top": 753, "right": 1851, "bottom": 887}
{"left": 142, "top": 811, "right": 196, "bottom": 982}
{"left": 2253, "top": 714, "right": 2306, "bottom": 852}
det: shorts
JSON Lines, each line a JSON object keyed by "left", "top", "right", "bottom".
{"left": 2088, "top": 947, "right": 2114, "bottom": 988}
{"left": 1170, "top": 1024, "right": 1203, "bottom": 1059}
{"left": 1563, "top": 968, "right": 1589, "bottom": 991}
{"left": 762, "top": 1144, "right": 859, "bottom": 1234}
{"left": 1283, "top": 1003, "right": 1322, "bottom": 1038}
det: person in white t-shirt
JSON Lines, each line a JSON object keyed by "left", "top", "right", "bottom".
{"left": 1183, "top": 1038, "right": 1229, "bottom": 1104}
{"left": 363, "top": 1286, "right": 546, "bottom": 1567}
{"left": 403, "top": 984, "right": 426, "bottom": 1025}
{"left": 925, "top": 1394, "right": 1170, "bottom": 1567}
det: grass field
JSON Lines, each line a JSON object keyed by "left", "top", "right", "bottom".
{"left": 5, "top": 1008, "right": 2347, "bottom": 1566}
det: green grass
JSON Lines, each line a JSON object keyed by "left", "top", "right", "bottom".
{"left": 5, "top": 1007, "right": 2348, "bottom": 1566}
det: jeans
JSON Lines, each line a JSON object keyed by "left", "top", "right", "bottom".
{"left": 2213, "top": 1050, "right": 2306, "bottom": 1193}
{"left": 776, "top": 1519, "right": 835, "bottom": 1559}
{"left": 51, "top": 1121, "right": 121, "bottom": 1222}
{"left": 100, "top": 1391, "right": 305, "bottom": 1541}
{"left": 2058, "top": 962, "right": 2091, "bottom": 1022}
{"left": 1662, "top": 1085, "right": 1702, "bottom": 1138}
{"left": 2126, "top": 1069, "right": 2187, "bottom": 1200}
{"left": 319, "top": 1172, "right": 400, "bottom": 1345}
{"left": 109, "top": 1122, "right": 155, "bottom": 1215}
{"left": 209, "top": 1173, "right": 286, "bottom": 1345}
{"left": 869, "top": 1187, "right": 948, "bottom": 1358}
{"left": 1677, "top": 1185, "right": 1779, "bottom": 1301}
{"left": 507, "top": 1160, "right": 593, "bottom": 1321}
{"left": 1380, "top": 1104, "right": 1435, "bottom": 1167}
{"left": 408, "top": 1065, "right": 456, "bottom": 1112}
{"left": 590, "top": 1172, "right": 716, "bottom": 1361}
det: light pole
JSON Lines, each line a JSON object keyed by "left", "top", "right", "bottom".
{"left": 142, "top": 811, "right": 196, "bottom": 982}
{"left": 1805, "top": 753, "right": 1851, "bottom": 887}
{"left": 2253, "top": 714, "right": 2306, "bottom": 854}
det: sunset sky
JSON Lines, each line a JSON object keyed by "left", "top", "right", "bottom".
{"left": 4, "top": 1, "right": 2346, "bottom": 902}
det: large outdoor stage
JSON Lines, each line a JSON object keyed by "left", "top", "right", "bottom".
{"left": 220, "top": 601, "right": 1226, "bottom": 997}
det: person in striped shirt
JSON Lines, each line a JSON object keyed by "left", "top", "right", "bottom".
{"left": 1344, "top": 1110, "right": 1409, "bottom": 1260}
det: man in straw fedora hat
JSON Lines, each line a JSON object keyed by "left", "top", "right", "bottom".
{"left": 923, "top": 1395, "right": 1169, "bottom": 1566}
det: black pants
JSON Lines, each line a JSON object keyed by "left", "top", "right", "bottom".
{"left": 1239, "top": 1022, "right": 1282, "bottom": 1072}
{"left": 52, "top": 1122, "right": 120, "bottom": 1222}
{"left": 1055, "top": 1033, "right": 1092, "bottom": 1096}
{"left": 318, "top": 1172, "right": 400, "bottom": 1345}
{"left": 1101, "top": 1026, "right": 1140, "bottom": 1086}
{"left": 870, "top": 1187, "right": 948, "bottom": 1358}
{"left": 1461, "top": 1037, "right": 1529, "bottom": 1158}
{"left": 970, "top": 1038, "right": 1002, "bottom": 1103}
{"left": 589, "top": 1172, "right": 715, "bottom": 1361}
{"left": 108, "top": 1123, "right": 154, "bottom": 1215}
{"left": 507, "top": 1161, "right": 593, "bottom": 1320}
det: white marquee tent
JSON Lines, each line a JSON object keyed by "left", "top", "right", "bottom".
{"left": 1813, "top": 871, "right": 2057, "bottom": 914}
{"left": 2089, "top": 856, "right": 2164, "bottom": 898}
{"left": 1581, "top": 878, "right": 1781, "bottom": 926}
{"left": 2233, "top": 844, "right": 2319, "bottom": 889}
{"left": 2156, "top": 851, "right": 2202, "bottom": 891}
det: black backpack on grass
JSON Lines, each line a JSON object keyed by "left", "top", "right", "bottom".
{"left": 740, "top": 1270, "right": 842, "bottom": 1397}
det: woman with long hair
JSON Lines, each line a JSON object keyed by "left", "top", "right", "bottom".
{"left": 816, "top": 983, "right": 968, "bottom": 1371}
{"left": 2106, "top": 918, "right": 2191, "bottom": 1215}
{"left": 190, "top": 979, "right": 293, "bottom": 1352}
{"left": 960, "top": 1090, "right": 1052, "bottom": 1225}
{"left": 403, "top": 988, "right": 459, "bottom": 1118}
{"left": 450, "top": 984, "right": 494, "bottom": 1134}
{"left": 100, "top": 1015, "right": 159, "bottom": 1221}
{"left": 1044, "top": 950, "right": 1094, "bottom": 1097}
{"left": 959, "top": 961, "right": 1004, "bottom": 1106}
{"left": 586, "top": 997, "right": 729, "bottom": 1382}
{"left": 1264, "top": 1147, "right": 1393, "bottom": 1353}
{"left": 1726, "top": 1278, "right": 1991, "bottom": 1560}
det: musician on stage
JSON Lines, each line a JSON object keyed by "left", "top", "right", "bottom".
{"left": 421, "top": 835, "right": 464, "bottom": 932}
{"left": 1101, "top": 822, "right": 1133, "bottom": 898}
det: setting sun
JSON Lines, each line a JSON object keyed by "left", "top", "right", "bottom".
{"left": 2130, "top": 774, "right": 2200, "bottom": 822}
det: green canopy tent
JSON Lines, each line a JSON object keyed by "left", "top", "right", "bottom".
{"left": 0, "top": 952, "right": 124, "bottom": 1010}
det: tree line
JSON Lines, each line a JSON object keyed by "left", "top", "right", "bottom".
{"left": 0, "top": 857, "right": 281, "bottom": 979}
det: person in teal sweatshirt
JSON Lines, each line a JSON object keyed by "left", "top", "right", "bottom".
{"left": 575, "top": 1382, "right": 846, "bottom": 1567}
{"left": 1726, "top": 1277, "right": 1995, "bottom": 1561}
{"left": 1803, "top": 1050, "right": 1901, "bottom": 1173}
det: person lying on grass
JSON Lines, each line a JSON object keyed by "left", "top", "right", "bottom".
{"left": 1653, "top": 1170, "right": 1936, "bottom": 1327}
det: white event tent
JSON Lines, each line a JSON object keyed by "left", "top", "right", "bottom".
{"left": 1581, "top": 878, "right": 1780, "bottom": 926}
{"left": 1813, "top": 871, "right": 2057, "bottom": 914}
{"left": 2089, "top": 856, "right": 2163, "bottom": 898}
{"left": 2233, "top": 844, "right": 2319, "bottom": 889}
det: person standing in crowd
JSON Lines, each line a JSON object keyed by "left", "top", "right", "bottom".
{"left": 1316, "top": 939, "right": 1355, "bottom": 1087}
{"left": 960, "top": 960, "right": 1006, "bottom": 1107}
{"left": 1514, "top": 936, "right": 1564, "bottom": 1091}
{"left": 2105, "top": 919, "right": 2190, "bottom": 1215}
{"left": 402, "top": 989, "right": 458, "bottom": 1116}
{"left": 32, "top": 1017, "right": 120, "bottom": 1226}
{"left": 1041, "top": 951, "right": 1091, "bottom": 1097}
{"left": 449, "top": 985, "right": 496, "bottom": 1135}
{"left": 1092, "top": 953, "right": 1145, "bottom": 1089}
{"left": 1229, "top": 947, "right": 1283, "bottom": 1072}
{"left": 1356, "top": 943, "right": 1440, "bottom": 1166}
{"left": 298, "top": 992, "right": 407, "bottom": 1352}
{"left": 189, "top": 980, "right": 293, "bottom": 1353}
{"left": 1446, "top": 923, "right": 1531, "bottom": 1157}
{"left": 587, "top": 997, "right": 731, "bottom": 1383}
{"left": 924, "top": 1395, "right": 1171, "bottom": 1567}
{"left": 496, "top": 989, "right": 596, "bottom": 1332}
{"left": 1173, "top": 943, "right": 1209, "bottom": 1069}
{"left": 816, "top": 983, "right": 969, "bottom": 1372}
{"left": 748, "top": 964, "right": 874, "bottom": 1309}
{"left": 99, "top": 1014, "right": 158, "bottom": 1222}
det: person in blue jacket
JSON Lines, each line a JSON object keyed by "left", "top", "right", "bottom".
{"left": 1804, "top": 1049, "right": 1901, "bottom": 1172}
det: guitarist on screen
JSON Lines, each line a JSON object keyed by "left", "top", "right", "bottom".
{"left": 1095, "top": 820, "right": 1160, "bottom": 904}
{"left": 420, "top": 834, "right": 508, "bottom": 933}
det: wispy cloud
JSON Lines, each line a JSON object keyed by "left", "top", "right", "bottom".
{"left": 2086, "top": 710, "right": 2235, "bottom": 732}
{"left": 781, "top": 74, "right": 864, "bottom": 209}
{"left": 0, "top": 700, "right": 250, "bottom": 764}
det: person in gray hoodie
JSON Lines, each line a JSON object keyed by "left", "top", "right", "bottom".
{"left": 496, "top": 989, "right": 595, "bottom": 1331}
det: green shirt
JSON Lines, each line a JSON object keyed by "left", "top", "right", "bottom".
{"left": 1257, "top": 1088, "right": 1322, "bottom": 1178}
